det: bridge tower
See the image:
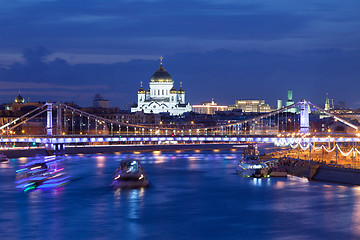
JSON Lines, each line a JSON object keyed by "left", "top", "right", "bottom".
{"left": 299, "top": 99, "right": 309, "bottom": 133}
{"left": 46, "top": 102, "right": 53, "bottom": 136}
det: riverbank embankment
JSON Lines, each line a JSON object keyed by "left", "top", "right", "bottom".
{"left": 278, "top": 157, "right": 360, "bottom": 185}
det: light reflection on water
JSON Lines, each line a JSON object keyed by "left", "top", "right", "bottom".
{"left": 1, "top": 149, "right": 360, "bottom": 239}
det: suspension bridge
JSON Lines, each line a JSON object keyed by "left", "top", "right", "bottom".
{"left": 0, "top": 99, "right": 359, "bottom": 154}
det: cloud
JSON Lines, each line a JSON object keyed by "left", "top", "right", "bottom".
{"left": 1, "top": 0, "right": 359, "bottom": 63}
{"left": 1, "top": 47, "right": 360, "bottom": 109}
{"left": 0, "top": 81, "right": 109, "bottom": 90}
{"left": 22, "top": 47, "right": 53, "bottom": 65}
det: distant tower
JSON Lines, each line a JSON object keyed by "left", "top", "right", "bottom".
{"left": 277, "top": 99, "right": 283, "bottom": 109}
{"left": 288, "top": 89, "right": 293, "bottom": 102}
{"left": 331, "top": 99, "right": 334, "bottom": 109}
{"left": 93, "top": 94, "right": 109, "bottom": 108}
{"left": 299, "top": 99, "right": 309, "bottom": 133}
{"left": 286, "top": 89, "right": 296, "bottom": 113}
{"left": 324, "top": 93, "right": 330, "bottom": 111}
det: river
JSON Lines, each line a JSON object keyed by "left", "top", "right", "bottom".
{"left": 1, "top": 148, "right": 360, "bottom": 240}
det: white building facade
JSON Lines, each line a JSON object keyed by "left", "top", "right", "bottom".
{"left": 131, "top": 59, "right": 192, "bottom": 115}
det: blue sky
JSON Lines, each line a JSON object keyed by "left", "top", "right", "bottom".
{"left": 0, "top": 0, "right": 360, "bottom": 108}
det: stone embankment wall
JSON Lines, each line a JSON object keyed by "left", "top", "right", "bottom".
{"left": 278, "top": 157, "right": 360, "bottom": 185}
{"left": 311, "top": 167, "right": 360, "bottom": 185}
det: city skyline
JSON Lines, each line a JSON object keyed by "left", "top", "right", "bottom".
{"left": 1, "top": 0, "right": 360, "bottom": 108}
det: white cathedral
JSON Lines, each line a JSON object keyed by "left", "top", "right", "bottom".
{"left": 131, "top": 58, "right": 192, "bottom": 115}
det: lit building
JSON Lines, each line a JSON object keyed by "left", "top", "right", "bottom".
{"left": 286, "top": 89, "right": 296, "bottom": 113}
{"left": 324, "top": 93, "right": 330, "bottom": 111}
{"left": 192, "top": 99, "right": 228, "bottom": 115}
{"left": 93, "top": 94, "right": 109, "bottom": 108}
{"left": 5, "top": 91, "right": 43, "bottom": 111}
{"left": 131, "top": 57, "right": 192, "bottom": 115}
{"left": 228, "top": 100, "right": 271, "bottom": 113}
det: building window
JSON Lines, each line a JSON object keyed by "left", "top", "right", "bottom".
{"left": 162, "top": 90, "right": 164, "bottom": 95}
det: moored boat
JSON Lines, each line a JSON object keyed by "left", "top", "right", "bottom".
{"left": 236, "top": 155, "right": 270, "bottom": 178}
{"left": 111, "top": 159, "right": 149, "bottom": 188}
{"left": 236, "top": 144, "right": 269, "bottom": 178}
{"left": 0, "top": 153, "right": 8, "bottom": 163}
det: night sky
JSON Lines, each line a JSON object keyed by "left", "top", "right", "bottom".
{"left": 1, "top": 0, "right": 360, "bottom": 109}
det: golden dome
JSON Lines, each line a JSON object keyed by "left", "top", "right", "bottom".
{"left": 14, "top": 93, "right": 25, "bottom": 103}
{"left": 178, "top": 82, "right": 185, "bottom": 94}
{"left": 150, "top": 58, "right": 173, "bottom": 82}
{"left": 170, "top": 86, "right": 177, "bottom": 94}
{"left": 138, "top": 81, "right": 145, "bottom": 94}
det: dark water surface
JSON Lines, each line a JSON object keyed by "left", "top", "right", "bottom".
{"left": 1, "top": 149, "right": 360, "bottom": 240}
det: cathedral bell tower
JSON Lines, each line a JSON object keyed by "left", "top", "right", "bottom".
{"left": 137, "top": 81, "right": 145, "bottom": 103}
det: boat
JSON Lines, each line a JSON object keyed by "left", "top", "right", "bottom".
{"left": 111, "top": 159, "right": 149, "bottom": 188}
{"left": 0, "top": 153, "right": 8, "bottom": 163}
{"left": 236, "top": 145, "right": 269, "bottom": 178}
{"left": 15, "top": 155, "right": 70, "bottom": 192}
{"left": 236, "top": 155, "right": 270, "bottom": 178}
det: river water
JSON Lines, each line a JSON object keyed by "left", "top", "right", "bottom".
{"left": 1, "top": 148, "right": 360, "bottom": 240}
